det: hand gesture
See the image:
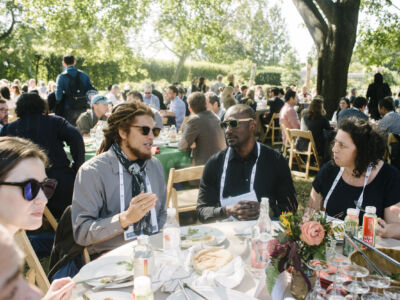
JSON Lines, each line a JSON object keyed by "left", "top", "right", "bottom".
{"left": 119, "top": 192, "right": 157, "bottom": 228}
{"left": 42, "top": 277, "right": 75, "bottom": 300}
{"left": 226, "top": 200, "right": 260, "bottom": 220}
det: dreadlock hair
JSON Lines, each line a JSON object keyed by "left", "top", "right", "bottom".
{"left": 97, "top": 102, "right": 154, "bottom": 154}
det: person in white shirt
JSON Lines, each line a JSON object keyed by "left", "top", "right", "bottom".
{"left": 106, "top": 84, "right": 120, "bottom": 106}
{"left": 205, "top": 92, "right": 225, "bottom": 120}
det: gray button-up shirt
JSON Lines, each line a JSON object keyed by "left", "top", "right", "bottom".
{"left": 72, "top": 148, "right": 167, "bottom": 254}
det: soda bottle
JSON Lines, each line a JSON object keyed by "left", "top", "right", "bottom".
{"left": 343, "top": 208, "right": 359, "bottom": 256}
{"left": 251, "top": 197, "right": 272, "bottom": 270}
{"left": 362, "top": 206, "right": 377, "bottom": 247}
{"left": 133, "top": 235, "right": 154, "bottom": 278}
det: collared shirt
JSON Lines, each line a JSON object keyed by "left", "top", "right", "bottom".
{"left": 76, "top": 109, "right": 108, "bottom": 135}
{"left": 142, "top": 94, "right": 160, "bottom": 110}
{"left": 337, "top": 107, "right": 369, "bottom": 122}
{"left": 169, "top": 96, "right": 186, "bottom": 130}
{"left": 197, "top": 143, "right": 297, "bottom": 223}
{"left": 378, "top": 111, "right": 400, "bottom": 135}
{"left": 55, "top": 66, "right": 95, "bottom": 102}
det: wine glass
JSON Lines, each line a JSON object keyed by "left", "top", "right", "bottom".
{"left": 361, "top": 292, "right": 390, "bottom": 300}
{"left": 384, "top": 287, "right": 400, "bottom": 299}
{"left": 306, "top": 260, "right": 329, "bottom": 300}
{"left": 326, "top": 253, "right": 351, "bottom": 296}
{"left": 327, "top": 296, "right": 347, "bottom": 300}
{"left": 342, "top": 264, "right": 370, "bottom": 299}
{"left": 363, "top": 275, "right": 391, "bottom": 293}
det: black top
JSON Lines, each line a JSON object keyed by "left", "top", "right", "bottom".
{"left": 1, "top": 114, "right": 85, "bottom": 171}
{"left": 266, "top": 97, "right": 284, "bottom": 124}
{"left": 297, "top": 114, "right": 331, "bottom": 156}
{"left": 366, "top": 82, "right": 391, "bottom": 120}
{"left": 313, "top": 161, "right": 400, "bottom": 222}
{"left": 197, "top": 143, "right": 297, "bottom": 223}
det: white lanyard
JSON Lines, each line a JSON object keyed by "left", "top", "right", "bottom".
{"left": 323, "top": 164, "right": 373, "bottom": 215}
{"left": 219, "top": 143, "right": 261, "bottom": 202}
{"left": 119, "top": 163, "right": 158, "bottom": 241}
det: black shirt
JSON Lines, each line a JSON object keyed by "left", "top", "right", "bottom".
{"left": 197, "top": 143, "right": 297, "bottom": 223}
{"left": 313, "top": 161, "right": 400, "bottom": 222}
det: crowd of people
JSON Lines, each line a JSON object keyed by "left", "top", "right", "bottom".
{"left": 0, "top": 53, "right": 400, "bottom": 299}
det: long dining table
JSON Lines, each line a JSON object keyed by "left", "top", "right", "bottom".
{"left": 70, "top": 221, "right": 400, "bottom": 300}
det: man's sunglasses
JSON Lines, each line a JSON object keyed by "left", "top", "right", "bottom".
{"left": 220, "top": 118, "right": 254, "bottom": 129}
{"left": 0, "top": 178, "right": 58, "bottom": 201}
{"left": 131, "top": 125, "right": 161, "bottom": 137}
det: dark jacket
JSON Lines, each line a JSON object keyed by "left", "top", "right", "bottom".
{"left": 366, "top": 76, "right": 391, "bottom": 120}
{"left": 1, "top": 114, "right": 85, "bottom": 218}
{"left": 266, "top": 97, "right": 284, "bottom": 124}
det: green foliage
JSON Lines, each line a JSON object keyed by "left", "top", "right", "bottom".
{"left": 281, "top": 70, "right": 301, "bottom": 87}
{"left": 255, "top": 72, "right": 281, "bottom": 85}
{"left": 266, "top": 263, "right": 280, "bottom": 294}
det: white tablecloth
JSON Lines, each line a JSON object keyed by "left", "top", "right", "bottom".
{"left": 71, "top": 221, "right": 400, "bottom": 299}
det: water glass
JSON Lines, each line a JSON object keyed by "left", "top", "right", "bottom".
{"left": 384, "top": 287, "right": 400, "bottom": 299}
{"left": 306, "top": 260, "right": 328, "bottom": 300}
{"left": 343, "top": 265, "right": 370, "bottom": 298}
{"left": 362, "top": 292, "right": 390, "bottom": 300}
{"left": 363, "top": 275, "right": 391, "bottom": 293}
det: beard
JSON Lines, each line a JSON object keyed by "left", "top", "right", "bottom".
{"left": 126, "top": 143, "right": 152, "bottom": 161}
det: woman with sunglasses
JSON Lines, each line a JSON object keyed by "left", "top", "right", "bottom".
{"left": 0, "top": 136, "right": 75, "bottom": 300}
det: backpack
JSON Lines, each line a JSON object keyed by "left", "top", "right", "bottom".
{"left": 64, "top": 71, "right": 88, "bottom": 110}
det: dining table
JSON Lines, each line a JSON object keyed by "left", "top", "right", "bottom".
{"left": 70, "top": 220, "right": 400, "bottom": 300}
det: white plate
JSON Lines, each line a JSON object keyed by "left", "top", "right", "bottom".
{"left": 77, "top": 256, "right": 133, "bottom": 288}
{"left": 166, "top": 286, "right": 258, "bottom": 300}
{"left": 75, "top": 291, "right": 132, "bottom": 300}
{"left": 180, "top": 226, "right": 225, "bottom": 248}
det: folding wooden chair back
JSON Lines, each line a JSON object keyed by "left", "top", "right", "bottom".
{"left": 387, "top": 133, "right": 399, "bottom": 164}
{"left": 280, "top": 123, "right": 291, "bottom": 157}
{"left": 287, "top": 129, "right": 321, "bottom": 179}
{"left": 166, "top": 165, "right": 205, "bottom": 223}
{"left": 261, "top": 113, "right": 282, "bottom": 145}
{"left": 14, "top": 230, "right": 50, "bottom": 294}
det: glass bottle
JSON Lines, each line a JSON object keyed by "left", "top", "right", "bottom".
{"left": 169, "top": 125, "right": 177, "bottom": 140}
{"left": 343, "top": 208, "right": 359, "bottom": 256}
{"left": 362, "top": 206, "right": 377, "bottom": 247}
{"left": 133, "top": 235, "right": 154, "bottom": 278}
{"left": 132, "top": 276, "right": 154, "bottom": 300}
{"left": 163, "top": 208, "right": 181, "bottom": 256}
{"left": 251, "top": 197, "right": 272, "bottom": 270}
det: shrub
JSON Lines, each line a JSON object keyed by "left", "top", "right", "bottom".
{"left": 255, "top": 72, "right": 281, "bottom": 85}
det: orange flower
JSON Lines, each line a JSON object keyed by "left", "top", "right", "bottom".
{"left": 300, "top": 221, "right": 325, "bottom": 246}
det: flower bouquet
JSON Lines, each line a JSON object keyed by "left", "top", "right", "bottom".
{"left": 266, "top": 208, "right": 334, "bottom": 296}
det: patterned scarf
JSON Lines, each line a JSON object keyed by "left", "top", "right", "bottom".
{"left": 112, "top": 142, "right": 153, "bottom": 235}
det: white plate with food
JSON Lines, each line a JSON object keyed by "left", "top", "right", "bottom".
{"left": 75, "top": 291, "right": 132, "bottom": 300}
{"left": 166, "top": 286, "right": 257, "bottom": 300}
{"left": 181, "top": 226, "right": 225, "bottom": 248}
{"left": 77, "top": 256, "right": 133, "bottom": 289}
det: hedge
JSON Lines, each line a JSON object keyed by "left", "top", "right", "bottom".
{"left": 255, "top": 72, "right": 281, "bottom": 85}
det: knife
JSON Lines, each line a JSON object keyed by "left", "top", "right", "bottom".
{"left": 183, "top": 283, "right": 210, "bottom": 300}
{"left": 178, "top": 280, "right": 191, "bottom": 300}
{"left": 91, "top": 275, "right": 133, "bottom": 292}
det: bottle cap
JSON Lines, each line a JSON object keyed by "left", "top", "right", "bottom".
{"left": 167, "top": 208, "right": 176, "bottom": 216}
{"left": 261, "top": 197, "right": 269, "bottom": 204}
{"left": 365, "top": 206, "right": 376, "bottom": 214}
{"left": 137, "top": 235, "right": 149, "bottom": 244}
{"left": 346, "top": 208, "right": 358, "bottom": 216}
{"left": 134, "top": 276, "right": 152, "bottom": 295}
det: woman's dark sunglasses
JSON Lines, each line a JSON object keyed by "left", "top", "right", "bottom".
{"left": 0, "top": 178, "right": 58, "bottom": 201}
{"left": 220, "top": 118, "right": 254, "bottom": 129}
{"left": 131, "top": 125, "right": 161, "bottom": 137}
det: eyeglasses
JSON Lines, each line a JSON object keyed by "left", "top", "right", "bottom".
{"left": 0, "top": 178, "right": 58, "bottom": 201}
{"left": 131, "top": 125, "right": 161, "bottom": 137}
{"left": 220, "top": 118, "right": 254, "bottom": 129}
{"left": 144, "top": 92, "right": 151, "bottom": 95}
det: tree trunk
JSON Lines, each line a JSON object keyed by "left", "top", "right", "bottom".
{"left": 292, "top": 0, "right": 360, "bottom": 118}
{"left": 172, "top": 52, "right": 188, "bottom": 83}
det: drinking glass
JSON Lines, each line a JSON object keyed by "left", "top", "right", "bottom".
{"left": 306, "top": 260, "right": 328, "bottom": 300}
{"left": 327, "top": 296, "right": 347, "bottom": 300}
{"left": 361, "top": 292, "right": 390, "bottom": 300}
{"left": 384, "top": 287, "right": 400, "bottom": 299}
{"left": 342, "top": 265, "right": 370, "bottom": 299}
{"left": 326, "top": 252, "right": 351, "bottom": 296}
{"left": 363, "top": 275, "right": 391, "bottom": 293}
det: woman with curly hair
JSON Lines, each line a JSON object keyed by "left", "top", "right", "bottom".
{"left": 308, "top": 117, "right": 400, "bottom": 238}
{"left": 220, "top": 86, "right": 236, "bottom": 111}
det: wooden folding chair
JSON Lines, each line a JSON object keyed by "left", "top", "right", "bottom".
{"left": 280, "top": 123, "right": 292, "bottom": 158}
{"left": 261, "top": 113, "right": 282, "bottom": 145}
{"left": 387, "top": 133, "right": 399, "bottom": 164}
{"left": 166, "top": 165, "right": 205, "bottom": 223}
{"left": 14, "top": 230, "right": 50, "bottom": 294}
{"left": 287, "top": 129, "right": 321, "bottom": 179}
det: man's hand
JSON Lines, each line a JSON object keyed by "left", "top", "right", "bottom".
{"left": 119, "top": 192, "right": 157, "bottom": 229}
{"left": 226, "top": 201, "right": 260, "bottom": 220}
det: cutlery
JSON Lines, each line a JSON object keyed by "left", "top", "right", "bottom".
{"left": 91, "top": 275, "right": 133, "bottom": 292}
{"left": 344, "top": 233, "right": 386, "bottom": 277}
{"left": 178, "top": 280, "right": 191, "bottom": 300}
{"left": 74, "top": 274, "right": 117, "bottom": 284}
{"left": 350, "top": 234, "right": 400, "bottom": 268}
{"left": 183, "top": 283, "right": 210, "bottom": 300}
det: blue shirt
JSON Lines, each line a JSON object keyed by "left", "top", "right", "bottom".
{"left": 55, "top": 66, "right": 95, "bottom": 105}
{"left": 337, "top": 107, "right": 369, "bottom": 122}
{"left": 169, "top": 96, "right": 186, "bottom": 130}
{"left": 142, "top": 94, "right": 160, "bottom": 110}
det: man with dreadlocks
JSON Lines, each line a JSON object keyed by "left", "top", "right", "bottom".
{"left": 71, "top": 101, "right": 167, "bottom": 255}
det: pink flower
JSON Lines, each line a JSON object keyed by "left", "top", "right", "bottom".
{"left": 267, "top": 238, "right": 280, "bottom": 256}
{"left": 300, "top": 221, "right": 325, "bottom": 246}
